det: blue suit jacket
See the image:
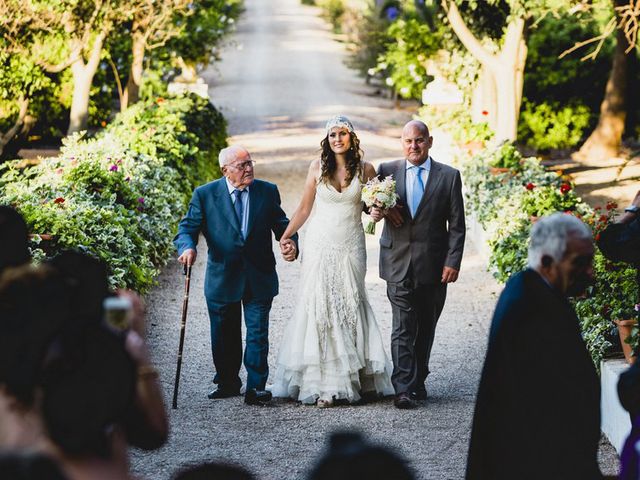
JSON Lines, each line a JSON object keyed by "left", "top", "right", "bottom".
{"left": 173, "top": 178, "right": 295, "bottom": 302}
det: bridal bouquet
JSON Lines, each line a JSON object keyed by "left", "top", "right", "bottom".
{"left": 361, "top": 175, "right": 398, "bottom": 235}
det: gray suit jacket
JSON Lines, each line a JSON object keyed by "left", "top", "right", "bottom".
{"left": 377, "top": 158, "right": 465, "bottom": 284}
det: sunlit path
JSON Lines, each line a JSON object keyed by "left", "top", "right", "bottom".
{"left": 130, "top": 1, "right": 618, "bottom": 478}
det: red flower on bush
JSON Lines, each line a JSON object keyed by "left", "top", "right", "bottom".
{"left": 54, "top": 197, "right": 65, "bottom": 205}
{"left": 606, "top": 201, "right": 618, "bottom": 210}
{"left": 560, "top": 183, "right": 571, "bottom": 194}
{"left": 595, "top": 233, "right": 601, "bottom": 242}
{"left": 481, "top": 110, "right": 488, "bottom": 116}
{"left": 525, "top": 182, "right": 535, "bottom": 191}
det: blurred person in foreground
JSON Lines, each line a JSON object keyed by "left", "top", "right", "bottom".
{"left": 308, "top": 431, "right": 415, "bottom": 480}
{"left": 172, "top": 462, "right": 254, "bottom": 480}
{"left": 0, "top": 205, "right": 30, "bottom": 273}
{"left": 0, "top": 254, "right": 168, "bottom": 478}
{"left": 597, "top": 190, "right": 640, "bottom": 480}
{"left": 466, "top": 213, "right": 603, "bottom": 480}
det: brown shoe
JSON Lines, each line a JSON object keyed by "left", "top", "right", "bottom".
{"left": 394, "top": 392, "right": 417, "bottom": 409}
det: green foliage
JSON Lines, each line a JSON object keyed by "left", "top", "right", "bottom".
{"left": 487, "top": 142, "right": 520, "bottom": 169}
{"left": 373, "top": 18, "right": 442, "bottom": 100}
{"left": 524, "top": 12, "right": 611, "bottom": 110}
{"left": 418, "top": 104, "right": 494, "bottom": 145}
{"left": 163, "top": 0, "right": 243, "bottom": 68}
{"left": 464, "top": 142, "right": 639, "bottom": 366}
{"left": 0, "top": 94, "right": 227, "bottom": 292}
{"left": 517, "top": 100, "right": 592, "bottom": 150}
{"left": 345, "top": 1, "right": 392, "bottom": 75}
{"left": 317, "top": 0, "right": 346, "bottom": 32}
{"left": 463, "top": 143, "right": 590, "bottom": 284}
{"left": 576, "top": 206, "right": 639, "bottom": 366}
{"left": 100, "top": 94, "right": 226, "bottom": 200}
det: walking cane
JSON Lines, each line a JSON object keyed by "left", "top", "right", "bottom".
{"left": 172, "top": 263, "right": 192, "bottom": 409}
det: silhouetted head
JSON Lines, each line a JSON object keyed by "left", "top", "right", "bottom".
{"left": 0, "top": 205, "right": 30, "bottom": 273}
{"left": 172, "top": 462, "right": 255, "bottom": 480}
{"left": 40, "top": 322, "right": 135, "bottom": 459}
{"left": 0, "top": 264, "right": 70, "bottom": 407}
{"left": 45, "top": 250, "right": 110, "bottom": 329}
{"left": 308, "top": 431, "right": 415, "bottom": 480}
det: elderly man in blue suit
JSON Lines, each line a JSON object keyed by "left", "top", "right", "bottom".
{"left": 174, "top": 145, "right": 297, "bottom": 405}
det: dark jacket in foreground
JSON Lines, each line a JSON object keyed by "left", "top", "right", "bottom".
{"left": 466, "top": 269, "right": 602, "bottom": 480}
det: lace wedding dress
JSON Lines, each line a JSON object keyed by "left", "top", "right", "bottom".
{"left": 271, "top": 176, "right": 394, "bottom": 404}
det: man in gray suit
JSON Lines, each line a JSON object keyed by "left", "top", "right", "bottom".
{"left": 371, "top": 120, "right": 465, "bottom": 409}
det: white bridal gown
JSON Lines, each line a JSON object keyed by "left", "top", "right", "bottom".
{"left": 271, "top": 176, "right": 394, "bottom": 404}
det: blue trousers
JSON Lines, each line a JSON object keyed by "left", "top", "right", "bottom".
{"left": 206, "top": 295, "right": 272, "bottom": 392}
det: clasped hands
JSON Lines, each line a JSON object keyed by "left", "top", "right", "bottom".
{"left": 370, "top": 204, "right": 403, "bottom": 228}
{"left": 280, "top": 238, "right": 297, "bottom": 262}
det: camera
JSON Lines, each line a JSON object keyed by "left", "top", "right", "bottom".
{"left": 103, "top": 296, "right": 133, "bottom": 331}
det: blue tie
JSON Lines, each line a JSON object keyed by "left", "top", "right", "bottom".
{"left": 233, "top": 189, "right": 244, "bottom": 231}
{"left": 411, "top": 166, "right": 424, "bottom": 217}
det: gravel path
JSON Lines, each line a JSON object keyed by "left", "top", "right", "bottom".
{"left": 130, "top": 0, "right": 619, "bottom": 478}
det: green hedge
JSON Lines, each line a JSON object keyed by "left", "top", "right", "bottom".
{"left": 464, "top": 143, "right": 637, "bottom": 367}
{"left": 0, "top": 93, "right": 227, "bottom": 292}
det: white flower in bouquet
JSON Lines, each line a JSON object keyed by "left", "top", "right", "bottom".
{"left": 361, "top": 176, "right": 398, "bottom": 234}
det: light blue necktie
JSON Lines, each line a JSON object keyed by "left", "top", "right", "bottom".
{"left": 232, "top": 189, "right": 245, "bottom": 235}
{"left": 410, "top": 166, "right": 424, "bottom": 217}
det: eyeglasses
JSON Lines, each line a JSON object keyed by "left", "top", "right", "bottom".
{"left": 228, "top": 160, "right": 256, "bottom": 171}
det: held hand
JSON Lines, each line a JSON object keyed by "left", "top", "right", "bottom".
{"left": 370, "top": 206, "right": 384, "bottom": 223}
{"left": 178, "top": 248, "right": 196, "bottom": 266}
{"left": 441, "top": 266, "right": 459, "bottom": 284}
{"left": 280, "top": 238, "right": 297, "bottom": 262}
{"left": 385, "top": 205, "right": 404, "bottom": 228}
{"left": 116, "top": 289, "right": 146, "bottom": 337}
{"left": 125, "top": 330, "right": 151, "bottom": 366}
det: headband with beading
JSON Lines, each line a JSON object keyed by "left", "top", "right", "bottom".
{"left": 325, "top": 115, "right": 354, "bottom": 134}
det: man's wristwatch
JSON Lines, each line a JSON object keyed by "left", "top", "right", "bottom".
{"left": 624, "top": 205, "right": 640, "bottom": 214}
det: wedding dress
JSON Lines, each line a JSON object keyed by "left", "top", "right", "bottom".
{"left": 271, "top": 176, "right": 394, "bottom": 404}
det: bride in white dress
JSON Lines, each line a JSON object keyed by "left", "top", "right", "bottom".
{"left": 272, "top": 115, "right": 394, "bottom": 407}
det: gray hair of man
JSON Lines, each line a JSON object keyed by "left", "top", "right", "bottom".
{"left": 218, "top": 145, "right": 247, "bottom": 169}
{"left": 527, "top": 212, "right": 592, "bottom": 269}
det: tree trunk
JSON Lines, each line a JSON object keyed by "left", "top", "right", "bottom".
{"left": 0, "top": 95, "right": 29, "bottom": 158}
{"left": 67, "top": 33, "right": 106, "bottom": 135}
{"left": 122, "top": 32, "right": 146, "bottom": 110}
{"left": 68, "top": 61, "right": 93, "bottom": 134}
{"left": 575, "top": 3, "right": 627, "bottom": 162}
{"left": 494, "top": 65, "right": 519, "bottom": 141}
{"left": 444, "top": 1, "right": 526, "bottom": 142}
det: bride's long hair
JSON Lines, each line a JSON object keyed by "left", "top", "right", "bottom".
{"left": 319, "top": 131, "right": 364, "bottom": 185}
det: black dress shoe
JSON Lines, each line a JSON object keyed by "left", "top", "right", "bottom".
{"left": 244, "top": 388, "right": 272, "bottom": 405}
{"left": 394, "top": 392, "right": 417, "bottom": 409}
{"left": 411, "top": 388, "right": 428, "bottom": 401}
{"left": 207, "top": 388, "right": 240, "bottom": 400}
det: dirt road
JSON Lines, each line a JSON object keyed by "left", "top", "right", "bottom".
{"left": 130, "top": 1, "right": 618, "bottom": 478}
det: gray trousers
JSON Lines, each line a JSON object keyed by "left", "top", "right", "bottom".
{"left": 387, "top": 278, "right": 447, "bottom": 395}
